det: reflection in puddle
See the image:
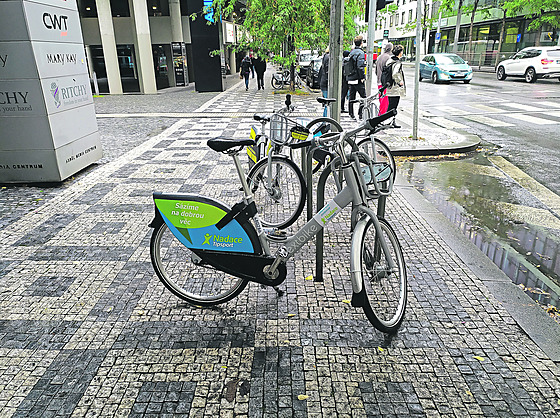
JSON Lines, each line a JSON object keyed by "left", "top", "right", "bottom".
{"left": 401, "top": 157, "right": 560, "bottom": 313}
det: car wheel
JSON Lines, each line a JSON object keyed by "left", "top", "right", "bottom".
{"left": 525, "top": 67, "right": 537, "bottom": 83}
{"left": 463, "top": 80, "right": 471, "bottom": 84}
{"left": 431, "top": 72, "right": 438, "bottom": 84}
{"left": 496, "top": 66, "right": 507, "bottom": 81}
{"left": 419, "top": 72, "right": 423, "bottom": 81}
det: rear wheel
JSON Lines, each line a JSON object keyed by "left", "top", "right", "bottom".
{"left": 247, "top": 156, "right": 306, "bottom": 229}
{"left": 419, "top": 73, "right": 423, "bottom": 81}
{"left": 271, "top": 76, "right": 283, "bottom": 89}
{"left": 360, "top": 217, "right": 407, "bottom": 333}
{"left": 150, "top": 222, "right": 248, "bottom": 306}
{"left": 431, "top": 71, "right": 439, "bottom": 84}
{"left": 525, "top": 67, "right": 537, "bottom": 83}
{"left": 496, "top": 66, "right": 507, "bottom": 80}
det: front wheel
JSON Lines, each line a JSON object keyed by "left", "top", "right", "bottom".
{"left": 525, "top": 67, "right": 537, "bottom": 83}
{"left": 359, "top": 217, "right": 407, "bottom": 333}
{"left": 419, "top": 72, "right": 423, "bottom": 81}
{"left": 463, "top": 80, "right": 471, "bottom": 84}
{"left": 150, "top": 222, "right": 248, "bottom": 305}
{"left": 496, "top": 66, "right": 507, "bottom": 81}
{"left": 271, "top": 76, "right": 283, "bottom": 89}
{"left": 431, "top": 71, "right": 439, "bottom": 84}
{"left": 247, "top": 156, "right": 306, "bottom": 229}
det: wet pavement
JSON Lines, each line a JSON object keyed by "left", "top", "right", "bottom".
{"left": 1, "top": 69, "right": 560, "bottom": 417}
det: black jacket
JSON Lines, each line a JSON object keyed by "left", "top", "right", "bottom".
{"left": 319, "top": 53, "right": 329, "bottom": 90}
{"left": 346, "top": 48, "right": 365, "bottom": 82}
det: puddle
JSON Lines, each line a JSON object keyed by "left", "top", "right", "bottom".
{"left": 400, "top": 153, "right": 560, "bottom": 313}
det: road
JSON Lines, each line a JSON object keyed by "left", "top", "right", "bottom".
{"left": 412, "top": 69, "right": 560, "bottom": 193}
{"left": 397, "top": 66, "right": 560, "bottom": 310}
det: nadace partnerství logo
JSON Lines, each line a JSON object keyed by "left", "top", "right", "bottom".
{"left": 203, "top": 233, "right": 243, "bottom": 248}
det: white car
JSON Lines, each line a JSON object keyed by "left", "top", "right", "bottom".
{"left": 496, "top": 46, "right": 560, "bottom": 83}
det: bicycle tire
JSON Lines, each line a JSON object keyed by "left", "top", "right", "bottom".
{"left": 359, "top": 217, "right": 407, "bottom": 333}
{"left": 305, "top": 117, "right": 343, "bottom": 174}
{"left": 247, "top": 155, "right": 306, "bottom": 229}
{"left": 150, "top": 222, "right": 248, "bottom": 306}
{"left": 356, "top": 137, "right": 396, "bottom": 183}
{"left": 271, "top": 76, "right": 283, "bottom": 90}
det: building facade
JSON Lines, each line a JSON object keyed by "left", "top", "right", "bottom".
{"left": 78, "top": 0, "right": 241, "bottom": 94}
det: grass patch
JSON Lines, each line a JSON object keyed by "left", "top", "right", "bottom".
{"left": 272, "top": 89, "right": 310, "bottom": 96}
{"left": 93, "top": 95, "right": 104, "bottom": 98}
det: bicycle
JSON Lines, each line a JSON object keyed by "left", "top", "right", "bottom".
{"left": 244, "top": 95, "right": 343, "bottom": 230}
{"left": 271, "top": 69, "right": 304, "bottom": 90}
{"left": 149, "top": 110, "right": 407, "bottom": 333}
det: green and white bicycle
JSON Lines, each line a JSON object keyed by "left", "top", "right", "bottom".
{"left": 149, "top": 111, "right": 407, "bottom": 333}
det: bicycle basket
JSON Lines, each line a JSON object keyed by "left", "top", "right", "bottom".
{"left": 353, "top": 151, "right": 394, "bottom": 199}
{"left": 269, "top": 114, "right": 310, "bottom": 146}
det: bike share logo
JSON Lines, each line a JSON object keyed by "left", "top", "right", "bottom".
{"left": 50, "top": 82, "right": 61, "bottom": 108}
{"left": 202, "top": 233, "right": 243, "bottom": 248}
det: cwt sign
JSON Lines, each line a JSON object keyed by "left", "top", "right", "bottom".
{"left": 42, "top": 13, "right": 68, "bottom": 36}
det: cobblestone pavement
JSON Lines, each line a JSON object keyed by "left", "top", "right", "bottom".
{"left": 1, "top": 72, "right": 560, "bottom": 417}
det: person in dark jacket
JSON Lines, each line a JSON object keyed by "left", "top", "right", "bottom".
{"left": 384, "top": 45, "right": 406, "bottom": 128}
{"left": 347, "top": 36, "right": 366, "bottom": 119}
{"left": 253, "top": 56, "right": 267, "bottom": 90}
{"left": 341, "top": 50, "right": 350, "bottom": 113}
{"left": 375, "top": 42, "right": 393, "bottom": 115}
{"left": 240, "top": 54, "right": 252, "bottom": 91}
{"left": 319, "top": 47, "right": 329, "bottom": 116}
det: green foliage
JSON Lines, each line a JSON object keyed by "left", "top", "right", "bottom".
{"left": 211, "top": 0, "right": 365, "bottom": 67}
{"left": 503, "top": 0, "right": 560, "bottom": 30}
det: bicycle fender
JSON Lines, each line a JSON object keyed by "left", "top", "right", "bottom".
{"left": 350, "top": 217, "right": 369, "bottom": 295}
{"left": 152, "top": 192, "right": 262, "bottom": 255}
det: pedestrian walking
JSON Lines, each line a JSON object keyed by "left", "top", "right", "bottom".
{"left": 249, "top": 53, "right": 255, "bottom": 78}
{"left": 375, "top": 42, "right": 393, "bottom": 115}
{"left": 240, "top": 54, "right": 252, "bottom": 91}
{"left": 341, "top": 50, "right": 350, "bottom": 113}
{"left": 253, "top": 55, "right": 267, "bottom": 90}
{"left": 346, "top": 35, "right": 367, "bottom": 119}
{"left": 384, "top": 45, "right": 406, "bottom": 128}
{"left": 319, "top": 47, "right": 329, "bottom": 117}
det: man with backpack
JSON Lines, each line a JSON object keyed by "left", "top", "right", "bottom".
{"left": 382, "top": 45, "right": 406, "bottom": 128}
{"left": 375, "top": 42, "right": 393, "bottom": 115}
{"left": 345, "top": 35, "right": 367, "bottom": 119}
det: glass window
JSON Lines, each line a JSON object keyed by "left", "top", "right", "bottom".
{"left": 78, "top": 0, "right": 97, "bottom": 17}
{"left": 422, "top": 55, "right": 430, "bottom": 63}
{"left": 401, "top": 12, "right": 405, "bottom": 25}
{"left": 409, "top": 10, "right": 412, "bottom": 22}
{"left": 547, "top": 49, "right": 560, "bottom": 58}
{"left": 524, "top": 49, "right": 541, "bottom": 58}
{"left": 435, "top": 54, "right": 465, "bottom": 64}
{"left": 148, "top": 0, "right": 170, "bottom": 16}
{"left": 111, "top": 2, "right": 130, "bottom": 17}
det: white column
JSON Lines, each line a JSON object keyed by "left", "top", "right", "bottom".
{"left": 168, "top": 0, "right": 184, "bottom": 87}
{"left": 95, "top": 0, "right": 123, "bottom": 94}
{"left": 128, "top": 0, "right": 157, "bottom": 94}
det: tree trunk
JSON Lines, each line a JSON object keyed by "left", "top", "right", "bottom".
{"left": 495, "top": 9, "right": 506, "bottom": 68}
{"left": 467, "top": 0, "right": 479, "bottom": 63}
{"left": 452, "top": 0, "right": 463, "bottom": 54}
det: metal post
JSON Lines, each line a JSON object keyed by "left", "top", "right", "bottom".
{"left": 327, "top": 0, "right": 344, "bottom": 122}
{"left": 365, "top": 0, "right": 377, "bottom": 96}
{"left": 412, "top": 0, "right": 422, "bottom": 140}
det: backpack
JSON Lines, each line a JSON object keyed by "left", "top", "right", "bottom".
{"left": 343, "top": 55, "right": 357, "bottom": 78}
{"left": 380, "top": 61, "right": 396, "bottom": 88}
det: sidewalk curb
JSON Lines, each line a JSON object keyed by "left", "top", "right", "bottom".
{"left": 396, "top": 175, "right": 560, "bottom": 362}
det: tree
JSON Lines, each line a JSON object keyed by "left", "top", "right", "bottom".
{"left": 503, "top": 0, "right": 560, "bottom": 34}
{"left": 211, "top": 0, "right": 364, "bottom": 90}
{"left": 397, "top": 0, "right": 438, "bottom": 55}
{"left": 440, "top": 0, "right": 463, "bottom": 53}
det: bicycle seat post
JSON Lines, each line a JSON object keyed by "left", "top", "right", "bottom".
{"left": 232, "top": 152, "right": 253, "bottom": 200}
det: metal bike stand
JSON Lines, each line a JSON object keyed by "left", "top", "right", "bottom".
{"left": 313, "top": 163, "right": 332, "bottom": 282}
{"left": 305, "top": 146, "right": 320, "bottom": 221}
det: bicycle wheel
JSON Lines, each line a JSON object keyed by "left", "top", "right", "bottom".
{"left": 356, "top": 137, "right": 396, "bottom": 183}
{"left": 360, "top": 217, "right": 407, "bottom": 333}
{"left": 247, "top": 156, "right": 306, "bottom": 229}
{"left": 271, "top": 76, "right": 283, "bottom": 90}
{"left": 150, "top": 222, "right": 248, "bottom": 306}
{"left": 305, "top": 117, "right": 343, "bottom": 173}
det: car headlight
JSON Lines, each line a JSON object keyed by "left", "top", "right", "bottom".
{"left": 440, "top": 72, "right": 450, "bottom": 79}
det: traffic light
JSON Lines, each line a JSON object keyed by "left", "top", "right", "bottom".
{"left": 365, "top": 0, "right": 395, "bottom": 21}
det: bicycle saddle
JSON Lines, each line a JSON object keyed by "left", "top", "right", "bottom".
{"left": 207, "top": 138, "right": 256, "bottom": 152}
{"left": 253, "top": 114, "right": 271, "bottom": 122}
{"left": 316, "top": 97, "right": 336, "bottom": 105}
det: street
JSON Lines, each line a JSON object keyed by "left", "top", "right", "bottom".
{"left": 396, "top": 67, "right": 560, "bottom": 311}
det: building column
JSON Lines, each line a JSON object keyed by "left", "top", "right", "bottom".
{"left": 128, "top": 0, "right": 157, "bottom": 94}
{"left": 168, "top": 0, "right": 184, "bottom": 87}
{"left": 95, "top": 0, "right": 122, "bottom": 94}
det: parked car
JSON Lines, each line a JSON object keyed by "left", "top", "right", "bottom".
{"left": 298, "top": 50, "right": 320, "bottom": 79}
{"left": 306, "top": 58, "right": 322, "bottom": 89}
{"left": 419, "top": 53, "right": 473, "bottom": 84}
{"left": 496, "top": 47, "right": 560, "bottom": 83}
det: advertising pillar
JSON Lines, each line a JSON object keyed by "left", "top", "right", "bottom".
{"left": 0, "top": 0, "right": 103, "bottom": 183}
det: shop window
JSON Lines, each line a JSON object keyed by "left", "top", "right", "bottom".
{"left": 78, "top": 0, "right": 97, "bottom": 17}
{"left": 148, "top": 0, "right": 170, "bottom": 16}
{"left": 111, "top": 2, "right": 130, "bottom": 17}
